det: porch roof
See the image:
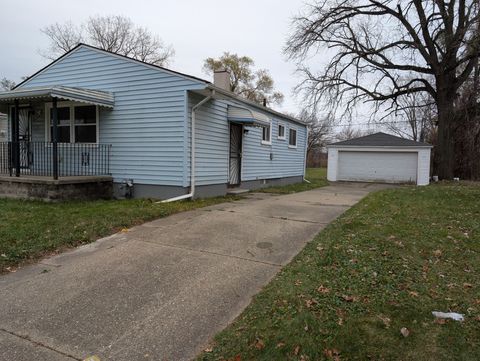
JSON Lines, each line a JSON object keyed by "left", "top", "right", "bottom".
{"left": 227, "top": 105, "right": 271, "bottom": 127}
{"left": 0, "top": 86, "right": 114, "bottom": 108}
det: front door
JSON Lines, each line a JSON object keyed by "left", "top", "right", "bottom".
{"left": 18, "top": 108, "right": 32, "bottom": 169}
{"left": 229, "top": 123, "right": 242, "bottom": 185}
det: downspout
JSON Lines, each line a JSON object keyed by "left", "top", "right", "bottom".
{"left": 161, "top": 90, "right": 214, "bottom": 203}
{"left": 303, "top": 126, "right": 311, "bottom": 183}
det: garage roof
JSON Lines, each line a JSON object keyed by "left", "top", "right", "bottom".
{"left": 328, "top": 132, "right": 432, "bottom": 148}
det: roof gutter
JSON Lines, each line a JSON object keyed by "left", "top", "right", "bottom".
{"left": 205, "top": 84, "right": 306, "bottom": 126}
{"left": 161, "top": 90, "right": 215, "bottom": 203}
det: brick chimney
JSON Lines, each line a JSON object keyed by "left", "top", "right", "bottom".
{"left": 213, "top": 68, "right": 231, "bottom": 91}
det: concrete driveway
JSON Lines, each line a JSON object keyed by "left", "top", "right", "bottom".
{"left": 0, "top": 182, "right": 388, "bottom": 361}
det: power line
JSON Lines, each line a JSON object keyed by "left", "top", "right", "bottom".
{"left": 330, "top": 120, "right": 412, "bottom": 128}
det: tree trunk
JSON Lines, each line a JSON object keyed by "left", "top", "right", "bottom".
{"left": 434, "top": 94, "right": 456, "bottom": 179}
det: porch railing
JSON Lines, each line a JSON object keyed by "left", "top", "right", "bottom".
{"left": 0, "top": 142, "right": 111, "bottom": 178}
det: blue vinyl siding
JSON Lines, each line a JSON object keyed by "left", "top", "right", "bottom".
{"left": 185, "top": 93, "right": 229, "bottom": 186}
{"left": 241, "top": 113, "right": 307, "bottom": 181}
{"left": 186, "top": 92, "right": 306, "bottom": 186}
{"left": 18, "top": 46, "right": 204, "bottom": 186}
{"left": 13, "top": 45, "right": 305, "bottom": 189}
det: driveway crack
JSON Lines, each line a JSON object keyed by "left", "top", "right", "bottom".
{"left": 0, "top": 327, "right": 81, "bottom": 360}
{"left": 136, "top": 240, "right": 283, "bottom": 268}
{"left": 210, "top": 209, "right": 323, "bottom": 224}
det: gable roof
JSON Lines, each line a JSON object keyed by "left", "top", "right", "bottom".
{"left": 14, "top": 43, "right": 305, "bottom": 126}
{"left": 328, "top": 132, "right": 432, "bottom": 147}
{"left": 15, "top": 43, "right": 210, "bottom": 90}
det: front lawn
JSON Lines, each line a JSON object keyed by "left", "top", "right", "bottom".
{"left": 259, "top": 167, "right": 328, "bottom": 194}
{"left": 199, "top": 183, "right": 480, "bottom": 360}
{"left": 0, "top": 196, "right": 238, "bottom": 273}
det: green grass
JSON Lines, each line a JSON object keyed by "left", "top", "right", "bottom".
{"left": 258, "top": 168, "right": 328, "bottom": 194}
{"left": 0, "top": 168, "right": 326, "bottom": 273}
{"left": 0, "top": 196, "right": 239, "bottom": 273}
{"left": 199, "top": 183, "right": 480, "bottom": 361}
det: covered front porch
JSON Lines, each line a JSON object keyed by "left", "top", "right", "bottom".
{"left": 0, "top": 86, "right": 114, "bottom": 200}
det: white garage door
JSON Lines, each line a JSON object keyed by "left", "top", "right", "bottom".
{"left": 338, "top": 151, "right": 418, "bottom": 183}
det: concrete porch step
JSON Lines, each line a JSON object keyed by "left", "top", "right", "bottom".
{"left": 227, "top": 188, "right": 250, "bottom": 195}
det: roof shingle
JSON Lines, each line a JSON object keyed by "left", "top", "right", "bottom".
{"left": 328, "top": 132, "right": 432, "bottom": 147}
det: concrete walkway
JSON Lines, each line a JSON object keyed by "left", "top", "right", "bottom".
{"left": 0, "top": 183, "right": 388, "bottom": 361}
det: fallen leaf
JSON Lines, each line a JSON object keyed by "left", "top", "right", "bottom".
{"left": 293, "top": 345, "right": 301, "bottom": 355}
{"left": 341, "top": 295, "right": 358, "bottom": 302}
{"left": 317, "top": 285, "right": 330, "bottom": 294}
{"left": 378, "top": 315, "right": 391, "bottom": 328}
{"left": 254, "top": 338, "right": 265, "bottom": 350}
{"left": 295, "top": 280, "right": 302, "bottom": 286}
{"left": 433, "top": 249, "right": 442, "bottom": 258}
{"left": 323, "top": 348, "right": 340, "bottom": 359}
{"left": 400, "top": 327, "right": 410, "bottom": 337}
{"left": 464, "top": 283, "right": 473, "bottom": 289}
{"left": 276, "top": 342, "right": 285, "bottom": 348}
{"left": 204, "top": 347, "right": 213, "bottom": 353}
{"left": 120, "top": 228, "right": 129, "bottom": 233}
{"left": 305, "top": 299, "right": 318, "bottom": 308}
{"left": 409, "top": 291, "right": 419, "bottom": 297}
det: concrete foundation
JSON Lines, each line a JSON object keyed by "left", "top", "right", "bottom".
{"left": 113, "top": 175, "right": 304, "bottom": 200}
{"left": 0, "top": 176, "right": 113, "bottom": 201}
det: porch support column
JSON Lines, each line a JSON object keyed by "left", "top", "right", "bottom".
{"left": 14, "top": 99, "right": 20, "bottom": 177}
{"left": 52, "top": 97, "right": 58, "bottom": 180}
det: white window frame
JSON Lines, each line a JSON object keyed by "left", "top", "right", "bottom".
{"left": 277, "top": 123, "right": 286, "bottom": 140}
{"left": 261, "top": 120, "right": 272, "bottom": 145}
{"left": 45, "top": 101, "right": 99, "bottom": 144}
{"left": 288, "top": 127, "right": 298, "bottom": 148}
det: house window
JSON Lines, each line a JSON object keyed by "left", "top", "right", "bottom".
{"left": 74, "top": 106, "right": 97, "bottom": 143}
{"left": 261, "top": 123, "right": 271, "bottom": 145}
{"left": 278, "top": 124, "right": 285, "bottom": 140}
{"left": 48, "top": 103, "right": 98, "bottom": 143}
{"left": 289, "top": 128, "right": 297, "bottom": 148}
{"left": 50, "top": 107, "right": 71, "bottom": 143}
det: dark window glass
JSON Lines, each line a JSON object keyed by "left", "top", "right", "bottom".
{"left": 75, "top": 126, "right": 96, "bottom": 143}
{"left": 289, "top": 128, "right": 297, "bottom": 146}
{"left": 50, "top": 107, "right": 70, "bottom": 143}
{"left": 278, "top": 124, "right": 285, "bottom": 138}
{"left": 262, "top": 125, "right": 271, "bottom": 142}
{"left": 74, "top": 106, "right": 96, "bottom": 143}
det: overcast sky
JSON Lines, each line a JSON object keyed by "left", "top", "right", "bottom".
{"left": 1, "top": 0, "right": 310, "bottom": 115}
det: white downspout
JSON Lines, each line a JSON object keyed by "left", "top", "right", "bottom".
{"left": 161, "top": 91, "right": 214, "bottom": 203}
{"left": 303, "top": 126, "right": 311, "bottom": 183}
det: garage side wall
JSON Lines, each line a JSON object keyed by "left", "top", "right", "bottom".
{"left": 417, "top": 148, "right": 431, "bottom": 185}
{"left": 327, "top": 148, "right": 338, "bottom": 181}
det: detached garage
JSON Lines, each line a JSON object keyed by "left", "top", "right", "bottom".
{"left": 327, "top": 132, "right": 432, "bottom": 186}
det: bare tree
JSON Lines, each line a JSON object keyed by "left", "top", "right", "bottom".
{"left": 286, "top": 0, "right": 480, "bottom": 179}
{"left": 203, "top": 52, "right": 284, "bottom": 106}
{"left": 385, "top": 93, "right": 436, "bottom": 142}
{"left": 40, "top": 21, "right": 83, "bottom": 60}
{"left": 41, "top": 15, "right": 174, "bottom": 66}
{"left": 1, "top": 78, "right": 16, "bottom": 91}
{"left": 297, "top": 110, "right": 333, "bottom": 156}
{"left": 335, "top": 126, "right": 368, "bottom": 141}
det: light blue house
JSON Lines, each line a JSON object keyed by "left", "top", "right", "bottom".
{"left": 0, "top": 44, "right": 307, "bottom": 200}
